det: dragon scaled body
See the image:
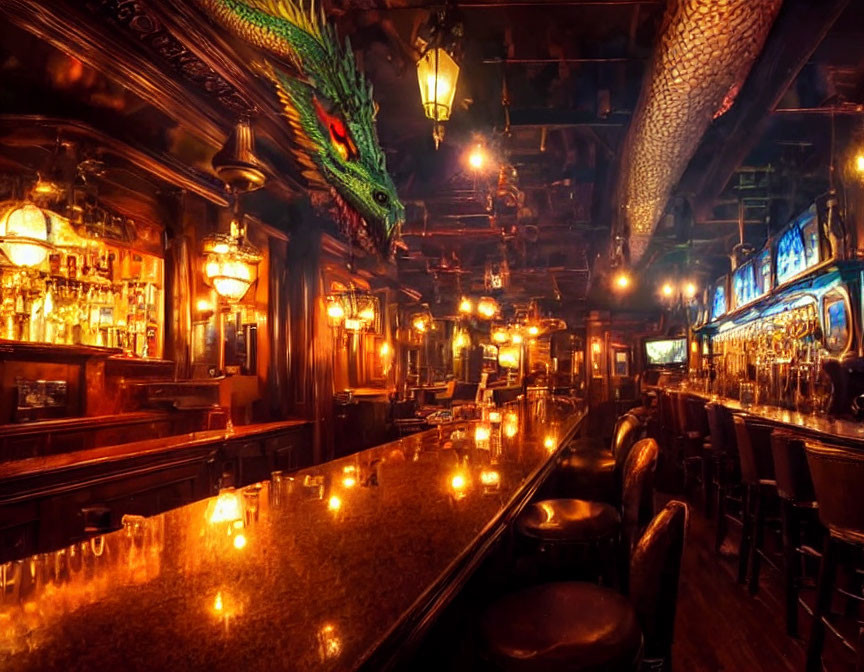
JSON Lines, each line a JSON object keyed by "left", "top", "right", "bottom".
{"left": 196, "top": 0, "right": 404, "bottom": 257}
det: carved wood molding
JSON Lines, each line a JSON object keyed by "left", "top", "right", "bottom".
{"left": 90, "top": 0, "right": 256, "bottom": 117}
{"left": 1, "top": 0, "right": 229, "bottom": 148}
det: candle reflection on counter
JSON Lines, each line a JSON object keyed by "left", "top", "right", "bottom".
{"left": 318, "top": 623, "right": 342, "bottom": 661}
{"left": 209, "top": 489, "right": 243, "bottom": 525}
{"left": 450, "top": 472, "right": 470, "bottom": 501}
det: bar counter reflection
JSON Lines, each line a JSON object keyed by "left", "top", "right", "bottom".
{"left": 0, "top": 398, "right": 583, "bottom": 672}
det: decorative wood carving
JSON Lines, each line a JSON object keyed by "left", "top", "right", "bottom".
{"left": 90, "top": 0, "right": 256, "bottom": 116}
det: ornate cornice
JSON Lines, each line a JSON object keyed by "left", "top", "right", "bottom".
{"left": 91, "top": 0, "right": 255, "bottom": 116}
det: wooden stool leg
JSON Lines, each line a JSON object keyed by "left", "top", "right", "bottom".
{"left": 748, "top": 487, "right": 765, "bottom": 596}
{"left": 715, "top": 485, "right": 727, "bottom": 552}
{"left": 807, "top": 537, "right": 838, "bottom": 672}
{"left": 702, "top": 455, "right": 714, "bottom": 518}
{"left": 781, "top": 500, "right": 802, "bottom": 637}
{"left": 738, "top": 486, "right": 753, "bottom": 584}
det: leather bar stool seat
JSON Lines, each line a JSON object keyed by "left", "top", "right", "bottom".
{"left": 480, "top": 501, "right": 689, "bottom": 672}
{"left": 556, "top": 452, "right": 617, "bottom": 501}
{"left": 556, "top": 413, "right": 643, "bottom": 503}
{"left": 517, "top": 499, "right": 621, "bottom": 543}
{"left": 516, "top": 439, "right": 659, "bottom": 585}
{"left": 480, "top": 582, "right": 642, "bottom": 672}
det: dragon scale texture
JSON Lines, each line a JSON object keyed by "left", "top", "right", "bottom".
{"left": 196, "top": 0, "right": 404, "bottom": 257}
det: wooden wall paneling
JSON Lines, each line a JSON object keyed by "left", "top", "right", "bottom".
{"left": 0, "top": 0, "right": 228, "bottom": 150}
{"left": 266, "top": 236, "right": 290, "bottom": 420}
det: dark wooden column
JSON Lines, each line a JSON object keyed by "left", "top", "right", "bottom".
{"left": 285, "top": 212, "right": 335, "bottom": 463}
{"left": 163, "top": 192, "right": 196, "bottom": 380}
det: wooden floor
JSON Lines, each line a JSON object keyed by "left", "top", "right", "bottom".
{"left": 670, "top": 493, "right": 855, "bottom": 672}
{"left": 670, "top": 496, "right": 805, "bottom": 671}
{"left": 411, "top": 490, "right": 859, "bottom": 671}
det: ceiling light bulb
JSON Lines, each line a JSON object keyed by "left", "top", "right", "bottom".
{"left": 683, "top": 282, "right": 697, "bottom": 299}
{"left": 614, "top": 272, "right": 631, "bottom": 290}
{"left": 468, "top": 146, "right": 485, "bottom": 170}
{"left": 662, "top": 283, "right": 674, "bottom": 297}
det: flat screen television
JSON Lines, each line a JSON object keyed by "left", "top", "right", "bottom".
{"left": 644, "top": 338, "right": 687, "bottom": 367}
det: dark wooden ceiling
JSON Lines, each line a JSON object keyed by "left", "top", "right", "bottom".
{"left": 3, "top": 0, "right": 864, "bottom": 320}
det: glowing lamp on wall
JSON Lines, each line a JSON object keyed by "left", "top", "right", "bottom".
{"left": 476, "top": 297, "right": 498, "bottom": 319}
{"left": 498, "top": 345, "right": 520, "bottom": 369}
{"left": 0, "top": 203, "right": 52, "bottom": 268}
{"left": 327, "top": 300, "right": 345, "bottom": 325}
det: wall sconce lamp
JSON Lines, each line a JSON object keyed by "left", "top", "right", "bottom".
{"left": 0, "top": 202, "right": 53, "bottom": 268}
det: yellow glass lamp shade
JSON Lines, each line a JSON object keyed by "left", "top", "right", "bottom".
{"left": 0, "top": 203, "right": 50, "bottom": 268}
{"left": 202, "top": 232, "right": 261, "bottom": 302}
{"left": 207, "top": 257, "right": 254, "bottom": 301}
{"left": 476, "top": 297, "right": 498, "bottom": 319}
{"left": 498, "top": 345, "right": 520, "bottom": 369}
{"left": 417, "top": 48, "right": 459, "bottom": 123}
{"left": 327, "top": 301, "right": 345, "bottom": 322}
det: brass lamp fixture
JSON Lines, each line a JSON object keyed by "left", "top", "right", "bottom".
{"left": 204, "top": 119, "right": 267, "bottom": 303}
{"left": 326, "top": 285, "right": 380, "bottom": 333}
{"left": 416, "top": 5, "right": 462, "bottom": 148}
{"left": 202, "top": 219, "right": 262, "bottom": 302}
{"left": 212, "top": 119, "right": 267, "bottom": 193}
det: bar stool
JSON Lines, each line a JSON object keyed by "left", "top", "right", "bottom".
{"left": 516, "top": 438, "right": 658, "bottom": 586}
{"left": 657, "top": 390, "right": 678, "bottom": 454}
{"left": 770, "top": 430, "right": 820, "bottom": 637}
{"left": 480, "top": 501, "right": 689, "bottom": 672}
{"left": 732, "top": 415, "right": 777, "bottom": 593}
{"left": 703, "top": 401, "right": 727, "bottom": 518}
{"left": 555, "top": 412, "right": 644, "bottom": 504}
{"left": 804, "top": 441, "right": 864, "bottom": 672}
{"left": 709, "top": 402, "right": 744, "bottom": 552}
{"left": 682, "top": 396, "right": 710, "bottom": 509}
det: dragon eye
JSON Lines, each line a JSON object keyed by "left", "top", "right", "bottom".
{"left": 314, "top": 98, "right": 358, "bottom": 162}
{"left": 329, "top": 122, "right": 357, "bottom": 162}
{"left": 373, "top": 191, "right": 390, "bottom": 207}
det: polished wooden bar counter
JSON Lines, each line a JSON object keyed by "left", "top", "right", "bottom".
{"left": 0, "top": 401, "right": 585, "bottom": 672}
{"left": 661, "top": 385, "right": 864, "bottom": 448}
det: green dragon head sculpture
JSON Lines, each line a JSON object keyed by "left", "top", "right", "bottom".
{"left": 197, "top": 0, "right": 404, "bottom": 257}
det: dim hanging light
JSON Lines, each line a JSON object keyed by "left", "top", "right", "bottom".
{"left": 204, "top": 119, "right": 266, "bottom": 303}
{"left": 416, "top": 7, "right": 462, "bottom": 148}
